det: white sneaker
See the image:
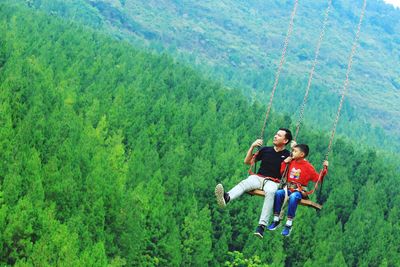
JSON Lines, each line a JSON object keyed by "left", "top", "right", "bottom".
{"left": 215, "top": 184, "right": 226, "bottom": 208}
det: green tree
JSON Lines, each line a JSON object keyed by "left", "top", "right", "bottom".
{"left": 181, "top": 206, "right": 213, "bottom": 266}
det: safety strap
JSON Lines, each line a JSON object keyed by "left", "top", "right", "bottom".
{"left": 278, "top": 162, "right": 290, "bottom": 189}
{"left": 279, "top": 185, "right": 289, "bottom": 220}
{"left": 304, "top": 168, "right": 326, "bottom": 195}
{"left": 283, "top": 167, "right": 327, "bottom": 196}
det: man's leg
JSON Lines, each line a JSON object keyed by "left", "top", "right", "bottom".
{"left": 254, "top": 180, "right": 278, "bottom": 238}
{"left": 227, "top": 175, "right": 262, "bottom": 201}
{"left": 215, "top": 175, "right": 261, "bottom": 207}
{"left": 258, "top": 180, "right": 279, "bottom": 226}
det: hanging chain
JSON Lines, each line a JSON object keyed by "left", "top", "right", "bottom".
{"left": 294, "top": 0, "right": 332, "bottom": 141}
{"left": 259, "top": 0, "right": 299, "bottom": 140}
{"left": 325, "top": 0, "right": 367, "bottom": 160}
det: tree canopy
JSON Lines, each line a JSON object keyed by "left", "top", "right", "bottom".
{"left": 0, "top": 3, "right": 399, "bottom": 266}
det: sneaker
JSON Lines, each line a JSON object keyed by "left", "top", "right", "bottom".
{"left": 267, "top": 220, "right": 281, "bottom": 231}
{"left": 281, "top": 225, "right": 292, "bottom": 237}
{"left": 254, "top": 225, "right": 265, "bottom": 239}
{"left": 215, "top": 184, "right": 227, "bottom": 208}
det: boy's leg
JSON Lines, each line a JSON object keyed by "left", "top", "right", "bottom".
{"left": 282, "top": 191, "right": 302, "bottom": 237}
{"left": 215, "top": 175, "right": 261, "bottom": 207}
{"left": 286, "top": 191, "right": 302, "bottom": 219}
{"left": 267, "top": 189, "right": 288, "bottom": 230}
{"left": 273, "top": 189, "right": 286, "bottom": 216}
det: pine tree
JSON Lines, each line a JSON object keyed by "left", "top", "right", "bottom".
{"left": 181, "top": 206, "right": 214, "bottom": 266}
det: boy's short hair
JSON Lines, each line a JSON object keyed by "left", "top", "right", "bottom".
{"left": 279, "top": 128, "right": 293, "bottom": 145}
{"left": 294, "top": 144, "right": 309, "bottom": 157}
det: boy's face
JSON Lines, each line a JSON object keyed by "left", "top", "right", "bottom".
{"left": 291, "top": 147, "right": 305, "bottom": 159}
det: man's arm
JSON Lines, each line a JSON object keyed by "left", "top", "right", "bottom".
{"left": 244, "top": 139, "right": 263, "bottom": 165}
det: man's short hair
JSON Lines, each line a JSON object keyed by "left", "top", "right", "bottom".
{"left": 279, "top": 128, "right": 293, "bottom": 145}
{"left": 294, "top": 144, "right": 309, "bottom": 157}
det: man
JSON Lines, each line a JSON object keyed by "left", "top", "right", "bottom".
{"left": 215, "top": 128, "right": 293, "bottom": 238}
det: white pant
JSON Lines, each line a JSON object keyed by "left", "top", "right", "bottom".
{"left": 228, "top": 175, "right": 278, "bottom": 226}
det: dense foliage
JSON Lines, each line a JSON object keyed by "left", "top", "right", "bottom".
{"left": 0, "top": 3, "right": 399, "bottom": 266}
{"left": 15, "top": 0, "right": 400, "bottom": 152}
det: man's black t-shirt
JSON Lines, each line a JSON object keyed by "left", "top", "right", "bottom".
{"left": 255, "top": 146, "right": 290, "bottom": 178}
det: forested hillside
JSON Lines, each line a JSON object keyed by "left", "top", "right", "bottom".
{"left": 14, "top": 0, "right": 400, "bottom": 152}
{"left": 0, "top": 3, "right": 399, "bottom": 266}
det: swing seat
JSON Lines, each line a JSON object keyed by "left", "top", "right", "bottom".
{"left": 247, "top": 189, "right": 322, "bottom": 210}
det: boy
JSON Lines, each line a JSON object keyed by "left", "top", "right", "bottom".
{"left": 267, "top": 144, "right": 328, "bottom": 236}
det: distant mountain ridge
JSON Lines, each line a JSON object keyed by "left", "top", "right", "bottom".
{"left": 84, "top": 0, "right": 400, "bottom": 121}
{"left": 14, "top": 0, "right": 400, "bottom": 149}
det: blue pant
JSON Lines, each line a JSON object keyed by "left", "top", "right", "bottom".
{"left": 273, "top": 189, "right": 303, "bottom": 219}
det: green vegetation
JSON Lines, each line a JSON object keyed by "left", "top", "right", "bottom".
{"left": 13, "top": 0, "right": 400, "bottom": 151}
{"left": 0, "top": 2, "right": 399, "bottom": 266}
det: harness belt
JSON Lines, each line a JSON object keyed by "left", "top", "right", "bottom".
{"left": 286, "top": 181, "right": 309, "bottom": 199}
{"left": 287, "top": 182, "right": 308, "bottom": 192}
{"left": 256, "top": 174, "right": 281, "bottom": 184}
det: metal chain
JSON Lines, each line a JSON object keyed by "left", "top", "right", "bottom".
{"left": 294, "top": 0, "right": 332, "bottom": 141}
{"left": 325, "top": 0, "right": 367, "bottom": 160}
{"left": 259, "top": 0, "right": 299, "bottom": 140}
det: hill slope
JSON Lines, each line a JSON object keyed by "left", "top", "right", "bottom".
{"left": 0, "top": 3, "right": 400, "bottom": 266}
{"left": 16, "top": 0, "right": 400, "bottom": 150}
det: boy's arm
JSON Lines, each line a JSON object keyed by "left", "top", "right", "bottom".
{"left": 280, "top": 161, "right": 287, "bottom": 174}
{"left": 320, "top": 160, "right": 329, "bottom": 180}
{"left": 309, "top": 164, "right": 319, "bottom": 183}
{"left": 312, "top": 161, "right": 329, "bottom": 183}
{"left": 280, "top": 156, "right": 292, "bottom": 174}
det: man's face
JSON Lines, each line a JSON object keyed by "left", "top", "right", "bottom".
{"left": 273, "top": 130, "right": 288, "bottom": 146}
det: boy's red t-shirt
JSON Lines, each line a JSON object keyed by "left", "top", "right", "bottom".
{"left": 280, "top": 159, "right": 327, "bottom": 186}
